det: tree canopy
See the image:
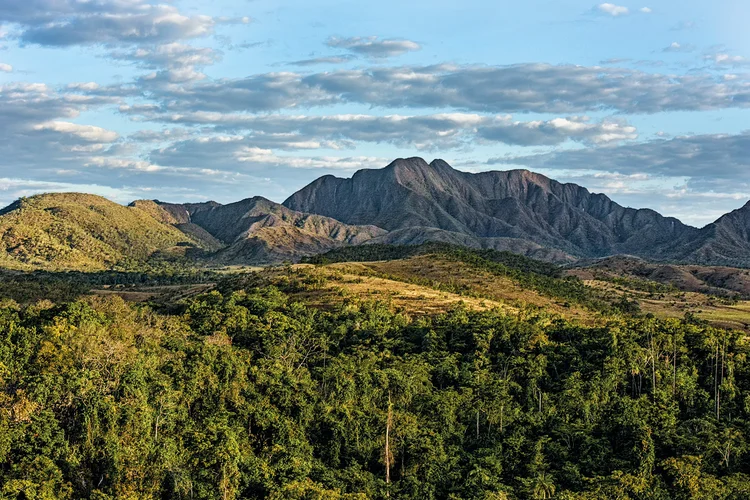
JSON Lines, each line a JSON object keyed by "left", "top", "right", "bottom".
{"left": 2, "top": 271, "right": 750, "bottom": 499}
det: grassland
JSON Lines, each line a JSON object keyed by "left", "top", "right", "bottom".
{"left": 580, "top": 276, "right": 750, "bottom": 330}
{"left": 0, "top": 193, "right": 205, "bottom": 270}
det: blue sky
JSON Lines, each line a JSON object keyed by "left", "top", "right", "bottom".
{"left": 1, "top": 0, "right": 749, "bottom": 226}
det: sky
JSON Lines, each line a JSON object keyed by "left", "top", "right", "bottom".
{"left": 1, "top": 0, "right": 750, "bottom": 227}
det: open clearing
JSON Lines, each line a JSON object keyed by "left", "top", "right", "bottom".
{"left": 84, "top": 255, "right": 750, "bottom": 330}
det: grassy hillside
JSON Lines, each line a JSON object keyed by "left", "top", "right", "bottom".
{"left": 305, "top": 243, "right": 605, "bottom": 310}
{"left": 0, "top": 193, "right": 204, "bottom": 271}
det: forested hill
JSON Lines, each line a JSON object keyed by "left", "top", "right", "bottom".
{"left": 303, "top": 242, "right": 562, "bottom": 276}
{"left": 2, "top": 269, "right": 750, "bottom": 498}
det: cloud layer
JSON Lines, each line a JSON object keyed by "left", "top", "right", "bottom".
{"left": 0, "top": 0, "right": 223, "bottom": 47}
{"left": 108, "top": 63, "right": 750, "bottom": 116}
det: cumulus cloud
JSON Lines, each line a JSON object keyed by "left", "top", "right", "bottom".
{"left": 301, "top": 64, "right": 750, "bottom": 115}
{"left": 32, "top": 121, "right": 119, "bottom": 143}
{"left": 149, "top": 135, "right": 388, "bottom": 173}
{"left": 120, "top": 111, "right": 482, "bottom": 149}
{"left": 127, "top": 128, "right": 194, "bottom": 143}
{"left": 0, "top": 82, "right": 125, "bottom": 181}
{"left": 0, "top": 0, "right": 223, "bottom": 47}
{"left": 595, "top": 3, "right": 629, "bottom": 16}
{"left": 122, "top": 43, "right": 218, "bottom": 69}
{"left": 326, "top": 36, "right": 421, "bottom": 58}
{"left": 705, "top": 53, "right": 748, "bottom": 66}
{"left": 131, "top": 71, "right": 337, "bottom": 113}
{"left": 0, "top": 63, "right": 11, "bottom": 72}
{"left": 0, "top": 82, "right": 116, "bottom": 133}
{"left": 113, "top": 43, "right": 220, "bottom": 83}
{"left": 236, "top": 149, "right": 387, "bottom": 170}
{"left": 117, "top": 108, "right": 638, "bottom": 150}
{"left": 477, "top": 116, "right": 637, "bottom": 146}
{"left": 640, "top": 7, "right": 652, "bottom": 13}
{"left": 85, "top": 156, "right": 164, "bottom": 173}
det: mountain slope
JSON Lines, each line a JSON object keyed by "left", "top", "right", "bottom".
{"left": 668, "top": 202, "right": 750, "bottom": 267}
{"left": 157, "top": 197, "right": 387, "bottom": 265}
{"left": 129, "top": 200, "right": 225, "bottom": 252}
{"left": 0, "top": 193, "right": 203, "bottom": 270}
{"left": 284, "top": 157, "right": 704, "bottom": 261}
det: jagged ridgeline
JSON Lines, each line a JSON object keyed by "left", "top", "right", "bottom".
{"left": 285, "top": 157, "right": 750, "bottom": 267}
{"left": 1, "top": 158, "right": 750, "bottom": 270}
{"left": 0, "top": 193, "right": 386, "bottom": 270}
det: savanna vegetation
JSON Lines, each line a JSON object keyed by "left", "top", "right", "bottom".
{"left": 3, "top": 261, "right": 750, "bottom": 499}
{"left": 0, "top": 194, "right": 210, "bottom": 271}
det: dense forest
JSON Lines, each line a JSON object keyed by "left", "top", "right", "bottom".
{"left": 2, "top": 263, "right": 750, "bottom": 499}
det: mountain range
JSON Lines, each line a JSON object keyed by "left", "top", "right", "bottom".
{"left": 1, "top": 157, "right": 749, "bottom": 270}
{"left": 285, "top": 157, "right": 750, "bottom": 267}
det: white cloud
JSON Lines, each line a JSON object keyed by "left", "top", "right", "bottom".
{"left": 111, "top": 43, "right": 220, "bottom": 83}
{"left": 596, "top": 3, "right": 629, "bottom": 16}
{"left": 477, "top": 116, "right": 637, "bottom": 146}
{"left": 497, "top": 131, "right": 750, "bottom": 184}
{"left": 662, "top": 42, "right": 695, "bottom": 53}
{"left": 0, "top": 63, "right": 11, "bottom": 72}
{"left": 115, "top": 63, "right": 750, "bottom": 117}
{"left": 32, "top": 121, "right": 119, "bottom": 143}
{"left": 3, "top": 1, "right": 224, "bottom": 47}
{"left": 122, "top": 109, "right": 637, "bottom": 150}
{"left": 66, "top": 82, "right": 99, "bottom": 91}
{"left": 706, "top": 53, "right": 748, "bottom": 66}
{"left": 85, "top": 157, "right": 163, "bottom": 172}
{"left": 326, "top": 36, "right": 421, "bottom": 58}
{"left": 640, "top": 7, "right": 652, "bottom": 13}
{"left": 235, "top": 148, "right": 387, "bottom": 170}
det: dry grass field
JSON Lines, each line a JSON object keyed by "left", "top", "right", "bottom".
{"left": 83, "top": 253, "right": 750, "bottom": 331}
{"left": 582, "top": 278, "right": 750, "bottom": 330}
{"left": 91, "top": 283, "right": 215, "bottom": 303}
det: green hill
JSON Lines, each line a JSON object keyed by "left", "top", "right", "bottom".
{"left": 0, "top": 193, "right": 203, "bottom": 271}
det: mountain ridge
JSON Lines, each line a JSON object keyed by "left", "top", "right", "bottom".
{"left": 157, "top": 196, "right": 387, "bottom": 264}
{"left": 284, "top": 157, "right": 711, "bottom": 262}
{"left": 1, "top": 158, "right": 749, "bottom": 269}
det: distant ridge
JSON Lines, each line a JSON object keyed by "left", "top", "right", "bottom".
{"left": 154, "top": 197, "right": 386, "bottom": 265}
{"left": 284, "top": 157, "right": 750, "bottom": 267}
{"left": 1, "top": 158, "right": 749, "bottom": 269}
